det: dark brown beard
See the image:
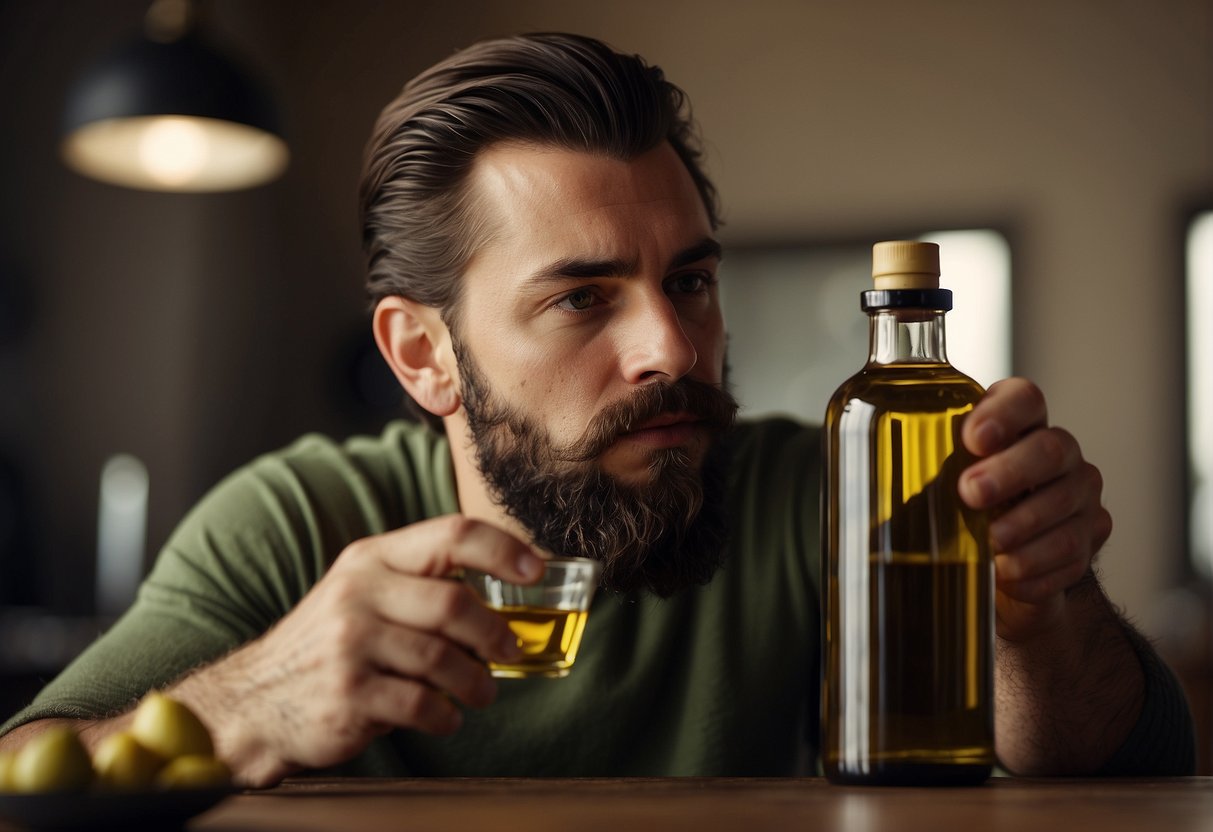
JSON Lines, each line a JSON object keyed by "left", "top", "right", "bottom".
{"left": 454, "top": 339, "right": 738, "bottom": 597}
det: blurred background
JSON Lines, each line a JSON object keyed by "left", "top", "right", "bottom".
{"left": 0, "top": 0, "right": 1209, "bottom": 768}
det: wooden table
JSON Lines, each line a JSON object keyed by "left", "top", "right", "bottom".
{"left": 191, "top": 776, "right": 1213, "bottom": 831}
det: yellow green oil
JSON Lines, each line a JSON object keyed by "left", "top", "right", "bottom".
{"left": 823, "top": 364, "right": 995, "bottom": 785}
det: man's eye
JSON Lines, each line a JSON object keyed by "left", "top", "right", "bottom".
{"left": 557, "top": 289, "right": 598, "bottom": 311}
{"left": 669, "top": 272, "right": 715, "bottom": 294}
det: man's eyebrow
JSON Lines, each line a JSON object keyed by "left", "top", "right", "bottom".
{"left": 669, "top": 237, "right": 723, "bottom": 270}
{"left": 531, "top": 255, "right": 638, "bottom": 282}
{"left": 526, "top": 237, "right": 723, "bottom": 285}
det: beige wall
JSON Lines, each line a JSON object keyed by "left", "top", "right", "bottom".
{"left": 464, "top": 0, "right": 1211, "bottom": 628}
{"left": 0, "top": 0, "right": 1209, "bottom": 635}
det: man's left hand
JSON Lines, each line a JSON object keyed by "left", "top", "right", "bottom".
{"left": 958, "top": 377, "right": 1113, "bottom": 642}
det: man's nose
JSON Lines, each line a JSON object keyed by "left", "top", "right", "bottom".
{"left": 618, "top": 294, "right": 698, "bottom": 384}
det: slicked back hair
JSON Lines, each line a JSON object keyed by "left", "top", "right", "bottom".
{"left": 360, "top": 32, "right": 719, "bottom": 329}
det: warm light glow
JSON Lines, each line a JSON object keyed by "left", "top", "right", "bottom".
{"left": 62, "top": 114, "right": 289, "bottom": 192}
{"left": 137, "top": 116, "right": 209, "bottom": 186}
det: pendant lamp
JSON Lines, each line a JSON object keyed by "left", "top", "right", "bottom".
{"left": 60, "top": 0, "right": 288, "bottom": 192}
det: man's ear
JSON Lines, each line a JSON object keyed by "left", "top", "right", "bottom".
{"left": 372, "top": 296, "right": 461, "bottom": 418}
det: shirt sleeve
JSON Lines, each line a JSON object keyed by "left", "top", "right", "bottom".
{"left": 0, "top": 460, "right": 315, "bottom": 735}
{"left": 1096, "top": 623, "right": 1197, "bottom": 775}
{"left": 0, "top": 424, "right": 449, "bottom": 738}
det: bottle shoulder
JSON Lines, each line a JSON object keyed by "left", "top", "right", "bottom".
{"left": 826, "top": 363, "right": 985, "bottom": 418}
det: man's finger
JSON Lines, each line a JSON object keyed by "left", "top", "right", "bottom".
{"left": 360, "top": 675, "right": 465, "bottom": 737}
{"left": 959, "top": 427, "right": 1081, "bottom": 509}
{"left": 357, "top": 515, "right": 544, "bottom": 583}
{"left": 367, "top": 626, "right": 498, "bottom": 709}
{"left": 993, "top": 516, "right": 1094, "bottom": 595}
{"left": 996, "top": 555, "right": 1090, "bottom": 605}
{"left": 964, "top": 377, "right": 1048, "bottom": 457}
{"left": 988, "top": 468, "right": 1090, "bottom": 552}
{"left": 364, "top": 574, "right": 522, "bottom": 664}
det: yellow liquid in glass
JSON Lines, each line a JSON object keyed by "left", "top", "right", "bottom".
{"left": 487, "top": 606, "right": 590, "bottom": 679}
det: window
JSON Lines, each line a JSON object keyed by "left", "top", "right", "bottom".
{"left": 1188, "top": 210, "right": 1213, "bottom": 579}
{"left": 721, "top": 229, "right": 1013, "bottom": 422}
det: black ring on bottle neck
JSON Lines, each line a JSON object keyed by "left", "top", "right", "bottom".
{"left": 861, "top": 288, "right": 953, "bottom": 312}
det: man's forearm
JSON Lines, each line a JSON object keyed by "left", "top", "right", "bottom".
{"left": 0, "top": 713, "right": 133, "bottom": 756}
{"left": 165, "top": 643, "right": 298, "bottom": 788}
{"left": 994, "top": 571, "right": 1144, "bottom": 775}
{"left": 0, "top": 651, "right": 291, "bottom": 788}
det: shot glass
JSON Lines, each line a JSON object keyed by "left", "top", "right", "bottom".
{"left": 463, "top": 557, "right": 601, "bottom": 678}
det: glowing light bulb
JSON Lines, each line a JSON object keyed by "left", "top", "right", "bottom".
{"left": 137, "top": 117, "right": 210, "bottom": 187}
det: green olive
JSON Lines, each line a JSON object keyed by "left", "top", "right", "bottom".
{"left": 92, "top": 732, "right": 163, "bottom": 791}
{"left": 10, "top": 726, "right": 93, "bottom": 793}
{"left": 130, "top": 692, "right": 214, "bottom": 760}
{"left": 154, "top": 754, "right": 231, "bottom": 790}
{"left": 0, "top": 749, "right": 17, "bottom": 792}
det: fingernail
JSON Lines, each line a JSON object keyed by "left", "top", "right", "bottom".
{"left": 965, "top": 473, "right": 996, "bottom": 506}
{"left": 516, "top": 551, "right": 543, "bottom": 581}
{"left": 974, "top": 420, "right": 1004, "bottom": 452}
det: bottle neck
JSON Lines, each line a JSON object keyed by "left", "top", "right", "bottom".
{"left": 867, "top": 308, "right": 949, "bottom": 365}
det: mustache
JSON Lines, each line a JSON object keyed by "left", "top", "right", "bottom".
{"left": 553, "top": 378, "right": 739, "bottom": 464}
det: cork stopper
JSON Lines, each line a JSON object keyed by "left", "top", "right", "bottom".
{"left": 872, "top": 241, "right": 940, "bottom": 290}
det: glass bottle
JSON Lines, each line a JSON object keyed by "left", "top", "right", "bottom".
{"left": 821, "top": 241, "right": 995, "bottom": 785}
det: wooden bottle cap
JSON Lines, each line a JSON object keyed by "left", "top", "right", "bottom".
{"left": 872, "top": 241, "right": 940, "bottom": 290}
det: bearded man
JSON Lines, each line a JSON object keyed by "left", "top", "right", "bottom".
{"left": 0, "top": 33, "right": 1194, "bottom": 783}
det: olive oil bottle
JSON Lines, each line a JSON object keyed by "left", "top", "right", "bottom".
{"left": 822, "top": 241, "right": 995, "bottom": 785}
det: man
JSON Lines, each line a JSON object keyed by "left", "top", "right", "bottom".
{"left": 0, "top": 33, "right": 1194, "bottom": 784}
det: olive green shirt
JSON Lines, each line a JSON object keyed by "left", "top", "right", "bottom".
{"left": 1, "top": 420, "right": 1194, "bottom": 775}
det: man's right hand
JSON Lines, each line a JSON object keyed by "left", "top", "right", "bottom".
{"left": 178, "top": 515, "right": 541, "bottom": 786}
{"left": 2, "top": 516, "right": 541, "bottom": 788}
{"left": 176, "top": 515, "right": 541, "bottom": 785}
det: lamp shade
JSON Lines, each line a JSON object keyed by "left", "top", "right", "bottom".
{"left": 61, "top": 33, "right": 289, "bottom": 192}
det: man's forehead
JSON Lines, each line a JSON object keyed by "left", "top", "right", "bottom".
{"left": 470, "top": 142, "right": 573, "bottom": 199}
{"left": 456, "top": 140, "right": 715, "bottom": 304}
{"left": 467, "top": 140, "right": 698, "bottom": 215}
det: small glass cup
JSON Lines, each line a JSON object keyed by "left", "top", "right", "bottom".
{"left": 463, "top": 557, "right": 601, "bottom": 678}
